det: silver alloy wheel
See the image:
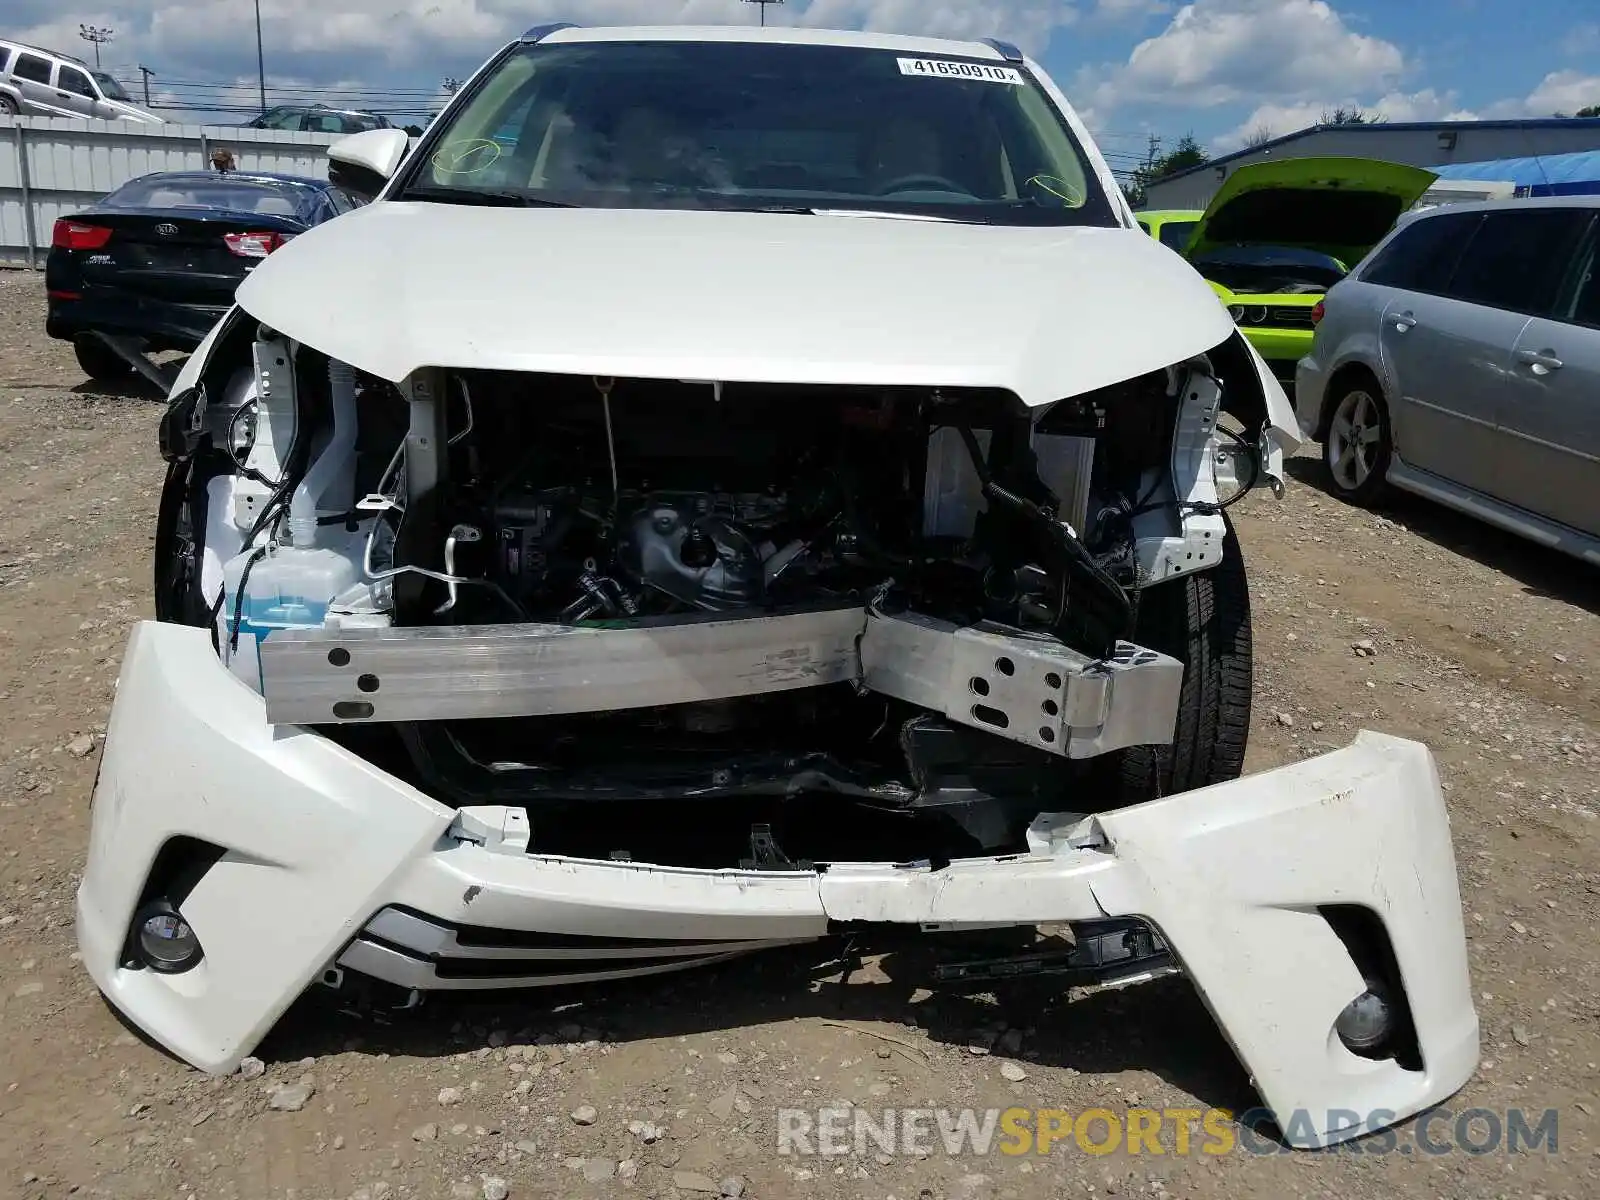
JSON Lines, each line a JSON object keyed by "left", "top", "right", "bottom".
{"left": 1327, "top": 389, "right": 1382, "bottom": 491}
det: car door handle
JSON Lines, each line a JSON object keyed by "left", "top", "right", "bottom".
{"left": 1391, "top": 311, "right": 1416, "bottom": 332}
{"left": 1515, "top": 349, "right": 1563, "bottom": 373}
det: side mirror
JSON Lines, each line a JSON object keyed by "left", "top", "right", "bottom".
{"left": 328, "top": 128, "right": 411, "bottom": 201}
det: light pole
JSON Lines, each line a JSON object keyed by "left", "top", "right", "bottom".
{"left": 742, "top": 0, "right": 785, "bottom": 26}
{"left": 78, "top": 24, "right": 114, "bottom": 70}
{"left": 254, "top": 0, "right": 267, "bottom": 117}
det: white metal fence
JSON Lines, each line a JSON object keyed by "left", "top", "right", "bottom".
{"left": 0, "top": 116, "right": 343, "bottom": 268}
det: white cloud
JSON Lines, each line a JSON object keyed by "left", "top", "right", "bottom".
{"left": 1087, "top": 0, "right": 1173, "bottom": 24}
{"left": 45, "top": 0, "right": 1082, "bottom": 66}
{"left": 1479, "top": 70, "right": 1600, "bottom": 119}
{"left": 799, "top": 1, "right": 1079, "bottom": 51}
{"left": 1209, "top": 66, "right": 1600, "bottom": 153}
{"left": 1082, "top": 0, "right": 1405, "bottom": 117}
{"left": 1213, "top": 88, "right": 1475, "bottom": 150}
{"left": 1514, "top": 69, "right": 1600, "bottom": 117}
{"left": 11, "top": 0, "right": 1083, "bottom": 122}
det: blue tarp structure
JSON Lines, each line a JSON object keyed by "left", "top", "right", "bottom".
{"left": 1431, "top": 150, "right": 1600, "bottom": 197}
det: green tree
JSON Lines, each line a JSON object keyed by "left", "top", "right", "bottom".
{"left": 1124, "top": 134, "right": 1210, "bottom": 207}
{"left": 1320, "top": 106, "right": 1384, "bottom": 125}
{"left": 1575, "top": 104, "right": 1600, "bottom": 117}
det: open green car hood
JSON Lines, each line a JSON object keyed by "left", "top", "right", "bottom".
{"left": 1187, "top": 157, "right": 1438, "bottom": 264}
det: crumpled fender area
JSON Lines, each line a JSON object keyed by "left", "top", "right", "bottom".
{"left": 79, "top": 621, "right": 1476, "bottom": 1147}
{"left": 1212, "top": 328, "right": 1303, "bottom": 491}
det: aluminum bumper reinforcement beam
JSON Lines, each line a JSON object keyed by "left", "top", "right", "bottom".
{"left": 259, "top": 605, "right": 1184, "bottom": 760}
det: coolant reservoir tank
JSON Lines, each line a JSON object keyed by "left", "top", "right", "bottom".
{"left": 219, "top": 547, "right": 357, "bottom": 688}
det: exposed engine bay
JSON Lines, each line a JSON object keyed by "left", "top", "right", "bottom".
{"left": 156, "top": 320, "right": 1274, "bottom": 867}
{"left": 376, "top": 371, "right": 1142, "bottom": 649}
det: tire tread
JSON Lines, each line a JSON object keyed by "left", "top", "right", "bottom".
{"left": 1105, "top": 516, "right": 1252, "bottom": 802}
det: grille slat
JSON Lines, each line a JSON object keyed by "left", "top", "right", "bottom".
{"left": 335, "top": 906, "right": 815, "bottom": 990}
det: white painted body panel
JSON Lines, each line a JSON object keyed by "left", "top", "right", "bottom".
{"left": 238, "top": 204, "right": 1232, "bottom": 406}
{"left": 216, "top": 30, "right": 1299, "bottom": 469}
{"left": 79, "top": 622, "right": 1477, "bottom": 1147}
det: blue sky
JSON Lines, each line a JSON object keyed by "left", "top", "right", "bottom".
{"left": 14, "top": 1, "right": 1600, "bottom": 164}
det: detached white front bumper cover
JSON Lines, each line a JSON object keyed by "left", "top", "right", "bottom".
{"left": 79, "top": 622, "right": 1478, "bottom": 1148}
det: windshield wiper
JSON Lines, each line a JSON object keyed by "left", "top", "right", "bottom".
{"left": 401, "top": 186, "right": 575, "bottom": 208}
{"left": 736, "top": 205, "right": 974, "bottom": 223}
{"left": 810, "top": 208, "right": 970, "bottom": 224}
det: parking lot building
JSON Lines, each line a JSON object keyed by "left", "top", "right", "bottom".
{"left": 1143, "top": 116, "right": 1600, "bottom": 209}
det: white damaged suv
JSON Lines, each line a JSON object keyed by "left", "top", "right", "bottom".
{"left": 78, "top": 24, "right": 1477, "bottom": 1146}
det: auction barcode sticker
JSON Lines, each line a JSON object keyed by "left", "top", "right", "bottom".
{"left": 897, "top": 57, "right": 1025, "bottom": 85}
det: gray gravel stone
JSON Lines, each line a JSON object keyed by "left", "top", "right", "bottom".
{"left": 267, "top": 1081, "right": 315, "bottom": 1112}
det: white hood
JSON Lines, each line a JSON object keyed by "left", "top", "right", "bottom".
{"left": 237, "top": 202, "right": 1234, "bottom": 406}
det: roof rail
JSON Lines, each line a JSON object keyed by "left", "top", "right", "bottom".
{"left": 3, "top": 39, "right": 91, "bottom": 68}
{"left": 983, "top": 38, "right": 1024, "bottom": 63}
{"left": 521, "top": 22, "right": 579, "bottom": 43}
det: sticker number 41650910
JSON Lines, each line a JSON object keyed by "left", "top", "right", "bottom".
{"left": 896, "top": 57, "right": 1025, "bottom": 85}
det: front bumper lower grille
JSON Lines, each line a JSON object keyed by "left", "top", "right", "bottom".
{"left": 336, "top": 906, "right": 812, "bottom": 990}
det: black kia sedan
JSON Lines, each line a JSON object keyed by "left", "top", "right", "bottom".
{"left": 46, "top": 171, "right": 363, "bottom": 381}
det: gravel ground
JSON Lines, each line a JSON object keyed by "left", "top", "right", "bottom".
{"left": 1, "top": 269, "right": 1597, "bottom": 1199}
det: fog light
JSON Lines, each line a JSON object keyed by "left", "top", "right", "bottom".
{"left": 1335, "top": 984, "right": 1393, "bottom": 1052}
{"left": 133, "top": 900, "right": 204, "bottom": 974}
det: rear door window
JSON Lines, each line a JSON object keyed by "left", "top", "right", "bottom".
{"left": 58, "top": 65, "right": 95, "bottom": 98}
{"left": 12, "top": 53, "right": 53, "bottom": 84}
{"left": 1359, "top": 211, "right": 1480, "bottom": 293}
{"left": 258, "top": 107, "right": 306, "bottom": 131}
{"left": 1443, "top": 208, "right": 1592, "bottom": 316}
{"left": 1559, "top": 220, "right": 1600, "bottom": 330}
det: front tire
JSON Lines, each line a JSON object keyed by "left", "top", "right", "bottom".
{"left": 0, "top": 94, "right": 19, "bottom": 116}
{"left": 74, "top": 336, "right": 136, "bottom": 382}
{"left": 1322, "top": 375, "right": 1392, "bottom": 505}
{"left": 1102, "top": 516, "right": 1252, "bottom": 803}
